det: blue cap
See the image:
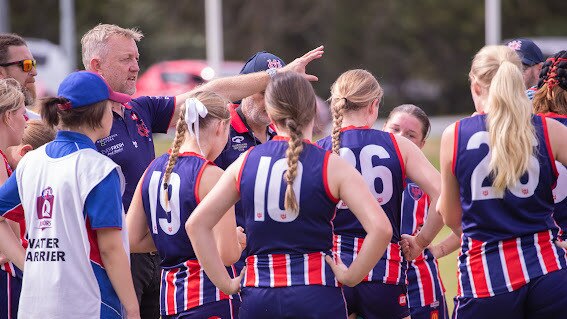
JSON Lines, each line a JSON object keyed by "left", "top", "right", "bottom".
{"left": 239, "top": 51, "right": 286, "bottom": 75}
{"left": 57, "top": 71, "right": 131, "bottom": 109}
{"left": 506, "top": 38, "right": 545, "bottom": 66}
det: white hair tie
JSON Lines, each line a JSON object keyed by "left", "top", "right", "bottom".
{"left": 185, "top": 98, "right": 208, "bottom": 156}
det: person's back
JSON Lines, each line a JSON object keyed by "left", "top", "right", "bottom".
{"left": 239, "top": 138, "right": 339, "bottom": 286}
{"left": 318, "top": 128, "right": 405, "bottom": 285}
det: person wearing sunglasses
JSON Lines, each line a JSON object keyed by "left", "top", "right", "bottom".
{"left": 0, "top": 33, "right": 40, "bottom": 119}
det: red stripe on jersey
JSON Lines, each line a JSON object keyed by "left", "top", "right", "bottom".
{"left": 236, "top": 148, "right": 253, "bottom": 194}
{"left": 2, "top": 262, "right": 13, "bottom": 277}
{"left": 245, "top": 255, "right": 257, "bottom": 287}
{"left": 194, "top": 162, "right": 210, "bottom": 204}
{"left": 353, "top": 238, "right": 370, "bottom": 281}
{"left": 415, "top": 194, "right": 427, "bottom": 234}
{"left": 389, "top": 133, "right": 406, "bottom": 188}
{"left": 186, "top": 261, "right": 201, "bottom": 309}
{"left": 165, "top": 268, "right": 178, "bottom": 315}
{"left": 323, "top": 151, "right": 339, "bottom": 203}
{"left": 85, "top": 217, "right": 103, "bottom": 267}
{"left": 502, "top": 238, "right": 527, "bottom": 291}
{"left": 540, "top": 114, "right": 559, "bottom": 183}
{"left": 2, "top": 204, "right": 25, "bottom": 225}
{"left": 384, "top": 244, "right": 402, "bottom": 284}
{"left": 415, "top": 260, "right": 435, "bottom": 305}
{"left": 469, "top": 238, "right": 490, "bottom": 297}
{"left": 536, "top": 231, "right": 560, "bottom": 273}
{"left": 452, "top": 121, "right": 460, "bottom": 175}
{"left": 307, "top": 253, "right": 323, "bottom": 285}
{"left": 271, "top": 254, "right": 289, "bottom": 286}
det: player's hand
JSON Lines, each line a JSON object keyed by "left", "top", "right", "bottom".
{"left": 237, "top": 226, "right": 246, "bottom": 251}
{"left": 325, "top": 253, "right": 355, "bottom": 287}
{"left": 281, "top": 46, "right": 324, "bottom": 81}
{"left": 400, "top": 234, "right": 426, "bottom": 261}
{"left": 555, "top": 240, "right": 567, "bottom": 250}
{"left": 220, "top": 267, "right": 245, "bottom": 295}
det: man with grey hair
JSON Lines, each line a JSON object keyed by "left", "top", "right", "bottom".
{"left": 81, "top": 23, "right": 323, "bottom": 318}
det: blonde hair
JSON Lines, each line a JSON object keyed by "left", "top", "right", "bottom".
{"left": 470, "top": 45, "right": 535, "bottom": 192}
{"left": 329, "top": 69, "right": 383, "bottom": 154}
{"left": 265, "top": 72, "right": 317, "bottom": 213}
{"left": 0, "top": 78, "right": 24, "bottom": 118}
{"left": 81, "top": 24, "right": 144, "bottom": 70}
{"left": 22, "top": 120, "right": 56, "bottom": 149}
{"left": 162, "top": 91, "right": 230, "bottom": 207}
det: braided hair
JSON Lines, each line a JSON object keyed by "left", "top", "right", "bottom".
{"left": 329, "top": 69, "right": 383, "bottom": 154}
{"left": 265, "top": 72, "right": 317, "bottom": 213}
{"left": 534, "top": 50, "right": 567, "bottom": 115}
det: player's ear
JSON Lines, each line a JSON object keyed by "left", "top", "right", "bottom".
{"left": 19, "top": 144, "right": 33, "bottom": 156}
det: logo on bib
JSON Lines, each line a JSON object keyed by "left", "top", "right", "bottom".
{"left": 36, "top": 187, "right": 54, "bottom": 230}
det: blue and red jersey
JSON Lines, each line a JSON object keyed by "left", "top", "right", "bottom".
{"left": 140, "top": 152, "right": 234, "bottom": 315}
{"left": 453, "top": 114, "right": 567, "bottom": 298}
{"left": 238, "top": 137, "right": 339, "bottom": 288}
{"left": 318, "top": 126, "right": 406, "bottom": 285}
{"left": 97, "top": 95, "right": 175, "bottom": 211}
{"left": 400, "top": 181, "right": 446, "bottom": 308}
{"left": 538, "top": 113, "right": 567, "bottom": 241}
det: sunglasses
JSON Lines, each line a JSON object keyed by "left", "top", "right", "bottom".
{"left": 0, "top": 59, "right": 37, "bottom": 72}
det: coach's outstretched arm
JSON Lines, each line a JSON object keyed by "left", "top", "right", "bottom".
{"left": 171, "top": 46, "right": 324, "bottom": 122}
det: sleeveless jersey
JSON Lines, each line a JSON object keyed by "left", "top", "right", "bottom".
{"left": 141, "top": 152, "right": 234, "bottom": 316}
{"left": 238, "top": 137, "right": 339, "bottom": 288}
{"left": 318, "top": 126, "right": 406, "bottom": 285}
{"left": 538, "top": 113, "right": 567, "bottom": 241}
{"left": 400, "top": 180, "right": 446, "bottom": 307}
{"left": 453, "top": 114, "right": 567, "bottom": 298}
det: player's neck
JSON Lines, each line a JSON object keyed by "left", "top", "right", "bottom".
{"left": 179, "top": 138, "right": 214, "bottom": 160}
{"left": 341, "top": 112, "right": 372, "bottom": 128}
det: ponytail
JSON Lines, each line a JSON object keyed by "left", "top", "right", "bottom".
{"left": 41, "top": 97, "right": 68, "bottom": 127}
{"left": 485, "top": 57, "right": 535, "bottom": 192}
{"left": 284, "top": 118, "right": 303, "bottom": 213}
{"left": 162, "top": 104, "right": 188, "bottom": 209}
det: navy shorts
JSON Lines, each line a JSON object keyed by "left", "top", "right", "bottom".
{"left": 452, "top": 268, "right": 567, "bottom": 319}
{"left": 161, "top": 299, "right": 239, "bottom": 319}
{"left": 0, "top": 271, "right": 22, "bottom": 319}
{"left": 409, "top": 295, "right": 448, "bottom": 319}
{"left": 239, "top": 285, "right": 347, "bottom": 319}
{"left": 343, "top": 282, "right": 409, "bottom": 319}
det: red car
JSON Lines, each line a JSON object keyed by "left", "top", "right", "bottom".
{"left": 134, "top": 59, "right": 243, "bottom": 98}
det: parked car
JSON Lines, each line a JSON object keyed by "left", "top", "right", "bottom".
{"left": 134, "top": 59, "right": 243, "bottom": 98}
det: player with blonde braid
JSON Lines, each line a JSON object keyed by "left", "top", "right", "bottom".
{"left": 126, "top": 90, "right": 245, "bottom": 318}
{"left": 187, "top": 72, "right": 392, "bottom": 318}
{"left": 318, "top": 69, "right": 442, "bottom": 319}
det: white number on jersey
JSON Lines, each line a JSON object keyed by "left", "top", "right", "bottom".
{"left": 554, "top": 162, "right": 567, "bottom": 203}
{"left": 467, "top": 131, "right": 539, "bottom": 200}
{"left": 148, "top": 171, "right": 181, "bottom": 235}
{"left": 253, "top": 156, "right": 302, "bottom": 223}
{"left": 337, "top": 145, "right": 394, "bottom": 208}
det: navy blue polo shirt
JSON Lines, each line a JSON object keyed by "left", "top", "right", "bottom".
{"left": 214, "top": 105, "right": 276, "bottom": 228}
{"left": 96, "top": 96, "right": 175, "bottom": 210}
{"left": 214, "top": 105, "right": 276, "bottom": 170}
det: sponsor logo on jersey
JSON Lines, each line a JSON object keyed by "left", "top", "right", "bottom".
{"left": 36, "top": 187, "right": 54, "bottom": 230}
{"left": 232, "top": 136, "right": 245, "bottom": 143}
{"left": 231, "top": 135, "right": 248, "bottom": 152}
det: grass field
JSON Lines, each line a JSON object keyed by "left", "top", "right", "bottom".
{"left": 153, "top": 133, "right": 460, "bottom": 314}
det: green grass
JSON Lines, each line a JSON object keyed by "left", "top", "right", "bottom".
{"left": 154, "top": 133, "right": 458, "bottom": 314}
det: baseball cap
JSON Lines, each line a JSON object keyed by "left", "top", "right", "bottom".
{"left": 57, "top": 71, "right": 131, "bottom": 109}
{"left": 506, "top": 38, "right": 545, "bottom": 66}
{"left": 239, "top": 51, "right": 286, "bottom": 75}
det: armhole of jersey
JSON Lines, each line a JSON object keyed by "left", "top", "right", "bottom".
{"left": 390, "top": 133, "right": 407, "bottom": 188}
{"left": 540, "top": 114, "right": 559, "bottom": 181}
{"left": 452, "top": 121, "right": 460, "bottom": 176}
{"left": 166, "top": 96, "right": 177, "bottom": 128}
{"left": 236, "top": 147, "right": 254, "bottom": 195}
{"left": 323, "top": 151, "right": 339, "bottom": 204}
{"left": 194, "top": 160, "right": 210, "bottom": 205}
{"left": 3, "top": 204, "right": 25, "bottom": 224}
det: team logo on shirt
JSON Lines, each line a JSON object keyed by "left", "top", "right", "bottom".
{"left": 36, "top": 187, "right": 54, "bottom": 230}
{"left": 409, "top": 183, "right": 423, "bottom": 201}
{"left": 131, "top": 112, "right": 150, "bottom": 138}
{"left": 507, "top": 40, "right": 522, "bottom": 51}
